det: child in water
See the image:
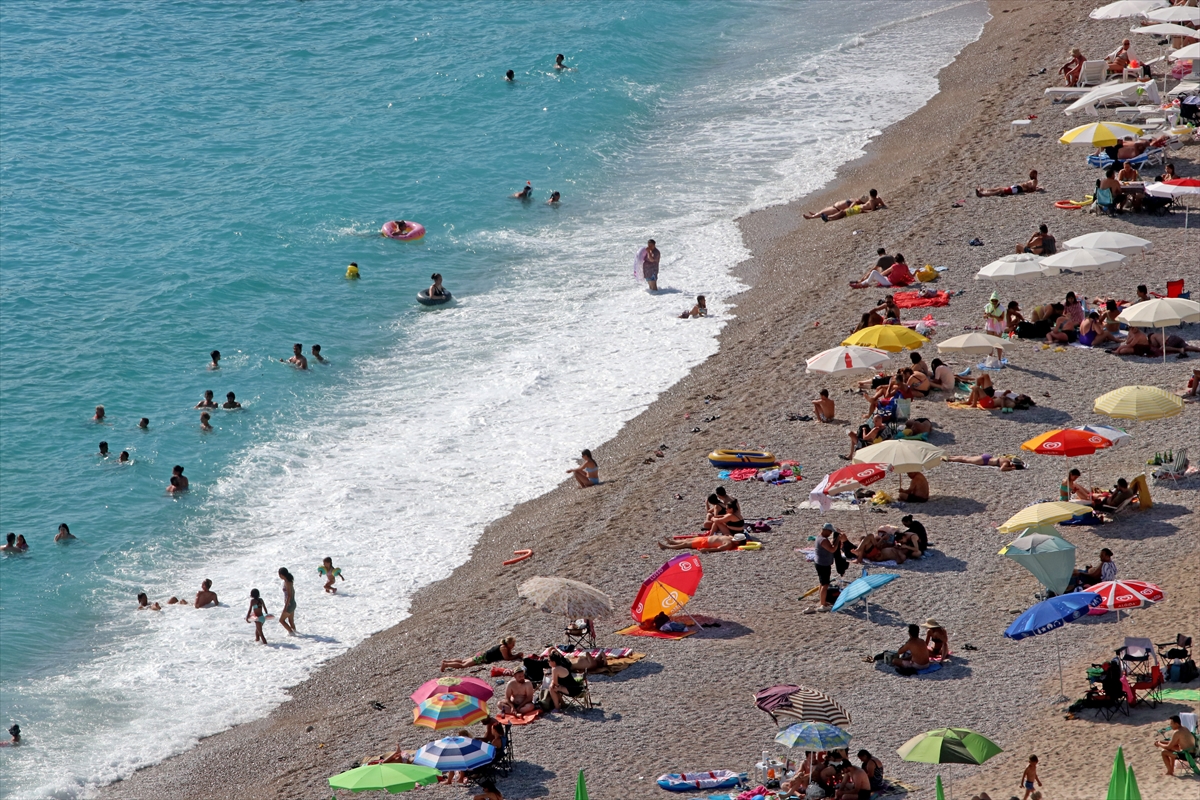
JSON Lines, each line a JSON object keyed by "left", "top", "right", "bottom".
{"left": 246, "top": 588, "right": 269, "bottom": 645}
{"left": 318, "top": 557, "right": 344, "bottom": 594}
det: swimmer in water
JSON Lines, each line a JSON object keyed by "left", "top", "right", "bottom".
{"left": 169, "top": 465, "right": 189, "bottom": 492}
{"left": 680, "top": 295, "right": 707, "bottom": 319}
{"left": 505, "top": 69, "right": 515, "bottom": 81}
{"left": 98, "top": 441, "right": 110, "bottom": 457}
{"left": 222, "top": 391, "right": 241, "bottom": 409}
{"left": 392, "top": 220, "right": 410, "bottom": 236}
{"left": 548, "top": 191, "right": 561, "bottom": 205}
{"left": 246, "top": 588, "right": 269, "bottom": 645}
{"left": 196, "top": 390, "right": 218, "bottom": 409}
{"left": 200, "top": 411, "right": 212, "bottom": 432}
{"left": 554, "top": 53, "right": 567, "bottom": 70}
{"left": 278, "top": 568, "right": 297, "bottom": 635}
{"left": 318, "top": 557, "right": 344, "bottom": 594}
{"left": 1, "top": 533, "right": 21, "bottom": 554}
{"left": 311, "top": 344, "right": 326, "bottom": 363}
{"left": 195, "top": 578, "right": 218, "bottom": 608}
{"left": 167, "top": 596, "right": 189, "bottom": 606}
{"left": 119, "top": 450, "right": 130, "bottom": 463}
{"left": 93, "top": 405, "right": 105, "bottom": 422}
{"left": 139, "top": 417, "right": 149, "bottom": 430}
{"left": 55, "top": 523, "right": 76, "bottom": 542}
{"left": 282, "top": 343, "right": 308, "bottom": 370}
{"left": 209, "top": 350, "right": 221, "bottom": 370}
{"left": 512, "top": 181, "right": 533, "bottom": 200}
{"left": 346, "top": 262, "right": 360, "bottom": 279}
{"left": 428, "top": 273, "right": 447, "bottom": 298}
{"left": 1, "top": 725, "right": 20, "bottom": 747}
{"left": 137, "top": 592, "right": 162, "bottom": 611}
{"left": 15, "top": 535, "right": 28, "bottom": 552}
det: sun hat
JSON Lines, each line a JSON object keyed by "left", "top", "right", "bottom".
{"left": 920, "top": 618, "right": 942, "bottom": 628}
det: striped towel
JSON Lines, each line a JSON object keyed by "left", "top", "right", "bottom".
{"left": 541, "top": 646, "right": 634, "bottom": 659}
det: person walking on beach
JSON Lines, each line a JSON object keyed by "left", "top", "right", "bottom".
{"left": 806, "top": 523, "right": 838, "bottom": 613}
{"left": 636, "top": 239, "right": 660, "bottom": 291}
{"left": 246, "top": 588, "right": 269, "bottom": 645}
{"left": 278, "top": 567, "right": 297, "bottom": 635}
{"left": 282, "top": 343, "right": 308, "bottom": 370}
{"left": 1020, "top": 755, "right": 1042, "bottom": 799}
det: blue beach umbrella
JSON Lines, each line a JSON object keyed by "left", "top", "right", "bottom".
{"left": 831, "top": 568, "right": 899, "bottom": 618}
{"left": 1005, "top": 592, "right": 1101, "bottom": 701}
{"left": 775, "top": 721, "right": 852, "bottom": 752}
{"left": 413, "top": 736, "right": 496, "bottom": 772}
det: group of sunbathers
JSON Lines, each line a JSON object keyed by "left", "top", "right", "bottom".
{"left": 658, "top": 487, "right": 746, "bottom": 551}
{"left": 891, "top": 619, "right": 949, "bottom": 671}
{"left": 803, "top": 189, "right": 886, "bottom": 222}
{"left": 1062, "top": 469, "right": 1141, "bottom": 511}
{"left": 782, "top": 748, "right": 884, "bottom": 800}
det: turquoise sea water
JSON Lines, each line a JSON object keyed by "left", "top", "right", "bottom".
{"left": 0, "top": 2, "right": 987, "bottom": 796}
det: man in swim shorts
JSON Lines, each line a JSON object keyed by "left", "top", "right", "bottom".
{"left": 898, "top": 471, "right": 928, "bottom": 503}
{"left": 282, "top": 343, "right": 308, "bottom": 370}
{"left": 976, "top": 169, "right": 1038, "bottom": 197}
{"left": 498, "top": 668, "right": 536, "bottom": 716}
{"left": 640, "top": 239, "right": 660, "bottom": 291}
{"left": 812, "top": 389, "right": 835, "bottom": 422}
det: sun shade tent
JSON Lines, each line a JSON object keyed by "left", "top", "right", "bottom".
{"left": 631, "top": 554, "right": 703, "bottom": 625}
{"left": 998, "top": 531, "right": 1077, "bottom": 594}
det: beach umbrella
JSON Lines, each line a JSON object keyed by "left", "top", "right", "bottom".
{"left": 410, "top": 677, "right": 494, "bottom": 706}
{"left": 1094, "top": 385, "right": 1184, "bottom": 421}
{"left": 998, "top": 532, "right": 1077, "bottom": 594}
{"left": 975, "top": 253, "right": 1052, "bottom": 281}
{"left": 1076, "top": 425, "right": 1131, "bottom": 448}
{"left": 935, "top": 774, "right": 946, "bottom": 800}
{"left": 852, "top": 440, "right": 944, "bottom": 473}
{"left": 936, "top": 332, "right": 1007, "bottom": 355}
{"left": 412, "top": 693, "right": 488, "bottom": 730}
{"left": 841, "top": 326, "right": 928, "bottom": 353}
{"left": 898, "top": 727, "right": 1003, "bottom": 799}
{"left": 413, "top": 736, "right": 495, "bottom": 772}
{"left": 1146, "top": 6, "right": 1200, "bottom": 23}
{"left": 753, "top": 684, "right": 805, "bottom": 724}
{"left": 775, "top": 686, "right": 852, "bottom": 726}
{"left": 1131, "top": 22, "right": 1199, "bottom": 38}
{"left": 1089, "top": 580, "right": 1165, "bottom": 623}
{"left": 808, "top": 462, "right": 891, "bottom": 531}
{"left": 1059, "top": 121, "right": 1144, "bottom": 147}
{"left": 775, "top": 721, "right": 852, "bottom": 752}
{"left": 1063, "top": 231, "right": 1152, "bottom": 256}
{"left": 1005, "top": 593, "right": 1102, "bottom": 700}
{"left": 805, "top": 345, "right": 891, "bottom": 376}
{"left": 575, "top": 769, "right": 589, "bottom": 800}
{"left": 998, "top": 502, "right": 1092, "bottom": 533}
{"left": 1170, "top": 41, "right": 1200, "bottom": 60}
{"left": 1038, "top": 248, "right": 1126, "bottom": 272}
{"left": 830, "top": 568, "right": 899, "bottom": 618}
{"left": 1106, "top": 746, "right": 1127, "bottom": 800}
{"left": 1118, "top": 298, "right": 1200, "bottom": 362}
{"left": 1064, "top": 82, "right": 1159, "bottom": 117}
{"left": 519, "top": 576, "right": 613, "bottom": 620}
{"left": 1125, "top": 766, "right": 1142, "bottom": 800}
{"left": 1090, "top": 0, "right": 1166, "bottom": 20}
{"left": 1022, "top": 429, "right": 1113, "bottom": 458}
{"left": 1145, "top": 178, "right": 1200, "bottom": 244}
{"left": 328, "top": 763, "right": 441, "bottom": 794}
{"left": 631, "top": 554, "right": 702, "bottom": 625}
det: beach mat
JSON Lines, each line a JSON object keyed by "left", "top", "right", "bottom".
{"left": 893, "top": 290, "right": 951, "bottom": 308}
{"left": 945, "top": 401, "right": 989, "bottom": 410}
{"left": 615, "top": 625, "right": 696, "bottom": 640}
{"left": 495, "top": 709, "right": 541, "bottom": 726}
{"left": 590, "top": 653, "right": 647, "bottom": 675}
{"left": 1159, "top": 688, "right": 1200, "bottom": 701}
{"left": 796, "top": 500, "right": 859, "bottom": 512}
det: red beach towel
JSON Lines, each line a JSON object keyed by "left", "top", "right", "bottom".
{"left": 893, "top": 290, "right": 951, "bottom": 309}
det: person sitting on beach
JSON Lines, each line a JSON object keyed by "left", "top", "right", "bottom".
{"left": 1117, "top": 160, "right": 1139, "bottom": 183}
{"left": 901, "top": 515, "right": 928, "bottom": 552}
{"left": 472, "top": 780, "right": 505, "bottom": 800}
{"left": 1113, "top": 326, "right": 1153, "bottom": 357}
{"left": 567, "top": 449, "right": 599, "bottom": 488}
{"left": 906, "top": 369, "right": 933, "bottom": 397}
{"left": 922, "top": 618, "right": 949, "bottom": 658}
{"left": 222, "top": 392, "right": 241, "bottom": 409}
{"left": 1101, "top": 478, "right": 1137, "bottom": 510}
{"left": 892, "top": 623, "right": 931, "bottom": 670}
{"left": 1078, "top": 313, "right": 1117, "bottom": 348}
{"left": 857, "top": 750, "right": 886, "bottom": 794}
{"left": 441, "top": 637, "right": 519, "bottom": 672}
{"left": 658, "top": 533, "right": 741, "bottom": 552}
{"left": 944, "top": 453, "right": 1025, "bottom": 471}
{"left": 702, "top": 493, "right": 725, "bottom": 531}
{"left": 1187, "top": 368, "right": 1200, "bottom": 397}
{"left": 874, "top": 248, "right": 895, "bottom": 271}
{"left": 976, "top": 170, "right": 1038, "bottom": 197}
{"left": 898, "top": 471, "right": 929, "bottom": 503}
{"left": 834, "top": 762, "right": 872, "bottom": 800}
{"left": 850, "top": 254, "right": 911, "bottom": 289}
{"left": 908, "top": 352, "right": 930, "bottom": 377}
{"left": 1004, "top": 301, "right": 1025, "bottom": 335}
{"left": 803, "top": 189, "right": 886, "bottom": 221}
{"left": 679, "top": 295, "right": 707, "bottom": 318}
{"left": 853, "top": 310, "right": 884, "bottom": 333}
{"left": 194, "top": 579, "right": 218, "bottom": 608}
{"left": 855, "top": 526, "right": 910, "bottom": 564}
{"left": 812, "top": 389, "right": 836, "bottom": 422}
{"left": 137, "top": 592, "right": 161, "bottom": 611}
{"left": 1156, "top": 714, "right": 1197, "bottom": 777}
{"left": 1150, "top": 331, "right": 1200, "bottom": 358}
{"left": 709, "top": 497, "right": 745, "bottom": 536}
{"left": 1106, "top": 38, "right": 1132, "bottom": 73}
{"left": 928, "top": 359, "right": 955, "bottom": 393}
{"left": 371, "top": 741, "right": 416, "bottom": 765}
{"left": 498, "top": 667, "right": 536, "bottom": 716}
{"left": 1099, "top": 167, "right": 1127, "bottom": 210}
{"left": 844, "top": 414, "right": 888, "bottom": 460}
{"left": 547, "top": 651, "right": 586, "bottom": 710}
{"left": 1070, "top": 548, "right": 1116, "bottom": 591}
{"left": 282, "top": 343, "right": 308, "bottom": 370}
{"left": 195, "top": 390, "right": 218, "bottom": 409}
{"left": 1019, "top": 224, "right": 1056, "bottom": 255}
{"left": 875, "top": 294, "right": 902, "bottom": 323}
{"left": 1059, "top": 47, "right": 1086, "bottom": 86}
{"left": 55, "top": 523, "right": 75, "bottom": 543}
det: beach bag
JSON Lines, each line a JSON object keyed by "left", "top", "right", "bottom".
{"left": 916, "top": 265, "right": 937, "bottom": 283}
{"left": 1181, "top": 660, "right": 1199, "bottom": 683}
{"left": 534, "top": 688, "right": 554, "bottom": 712}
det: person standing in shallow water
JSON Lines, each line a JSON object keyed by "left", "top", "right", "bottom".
{"left": 637, "top": 239, "right": 660, "bottom": 291}
{"left": 246, "top": 588, "right": 269, "bottom": 645}
{"left": 282, "top": 343, "right": 308, "bottom": 370}
{"left": 278, "top": 568, "right": 297, "bottom": 635}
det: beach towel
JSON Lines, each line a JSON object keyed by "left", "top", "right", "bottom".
{"left": 873, "top": 781, "right": 920, "bottom": 798}
{"left": 945, "top": 401, "right": 990, "bottom": 410}
{"left": 495, "top": 709, "right": 541, "bottom": 726}
{"left": 616, "top": 624, "right": 697, "bottom": 640}
{"left": 1158, "top": 688, "right": 1200, "bottom": 702}
{"left": 893, "top": 290, "right": 951, "bottom": 309}
{"left": 898, "top": 430, "right": 929, "bottom": 440}
{"left": 729, "top": 468, "right": 758, "bottom": 482}
{"left": 796, "top": 499, "right": 860, "bottom": 511}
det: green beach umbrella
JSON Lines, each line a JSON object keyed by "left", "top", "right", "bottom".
{"left": 1106, "top": 746, "right": 1126, "bottom": 800}
{"left": 1124, "top": 765, "right": 1141, "bottom": 800}
{"left": 897, "top": 728, "right": 1003, "bottom": 765}
{"left": 998, "top": 530, "right": 1077, "bottom": 594}
{"left": 575, "top": 769, "right": 589, "bottom": 800}
{"left": 935, "top": 774, "right": 945, "bottom": 800}
{"left": 328, "top": 763, "right": 440, "bottom": 794}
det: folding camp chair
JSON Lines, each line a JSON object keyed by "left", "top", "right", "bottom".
{"left": 1156, "top": 633, "right": 1192, "bottom": 663}
{"left": 1166, "top": 279, "right": 1186, "bottom": 298}
{"left": 1132, "top": 664, "right": 1165, "bottom": 708}
{"left": 559, "top": 673, "right": 594, "bottom": 712}
{"left": 1116, "top": 637, "right": 1156, "bottom": 683}
{"left": 563, "top": 619, "right": 597, "bottom": 650}
{"left": 1090, "top": 691, "right": 1130, "bottom": 721}
{"left": 1153, "top": 448, "right": 1189, "bottom": 483}
{"left": 491, "top": 723, "right": 514, "bottom": 776}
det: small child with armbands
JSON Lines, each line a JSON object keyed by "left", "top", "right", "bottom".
{"left": 318, "top": 556, "right": 344, "bottom": 594}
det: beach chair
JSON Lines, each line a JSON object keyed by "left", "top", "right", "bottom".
{"left": 491, "top": 722, "right": 514, "bottom": 776}
{"left": 1166, "top": 279, "right": 1186, "bottom": 299}
{"left": 564, "top": 619, "right": 597, "bottom": 650}
{"left": 1094, "top": 187, "right": 1118, "bottom": 216}
{"left": 1090, "top": 690, "right": 1129, "bottom": 721}
{"left": 1153, "top": 448, "right": 1188, "bottom": 483}
{"left": 1117, "top": 637, "right": 1156, "bottom": 679}
{"left": 1079, "top": 60, "right": 1108, "bottom": 87}
{"left": 1156, "top": 633, "right": 1192, "bottom": 664}
{"left": 559, "top": 673, "right": 594, "bottom": 712}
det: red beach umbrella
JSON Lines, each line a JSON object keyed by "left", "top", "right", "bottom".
{"left": 1021, "top": 429, "right": 1113, "bottom": 458}
{"left": 410, "top": 676, "right": 494, "bottom": 705}
{"left": 1089, "top": 580, "right": 1164, "bottom": 610}
{"left": 820, "top": 462, "right": 892, "bottom": 494}
{"left": 631, "top": 554, "right": 703, "bottom": 624}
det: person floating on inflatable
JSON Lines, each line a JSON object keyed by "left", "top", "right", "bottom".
{"left": 417, "top": 273, "right": 452, "bottom": 306}
{"left": 346, "top": 262, "right": 360, "bottom": 279}
{"left": 318, "top": 557, "right": 344, "bottom": 594}
{"left": 381, "top": 221, "right": 425, "bottom": 241}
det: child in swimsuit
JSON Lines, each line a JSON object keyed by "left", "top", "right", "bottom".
{"left": 318, "top": 557, "right": 344, "bottom": 594}
{"left": 246, "top": 588, "right": 269, "bottom": 645}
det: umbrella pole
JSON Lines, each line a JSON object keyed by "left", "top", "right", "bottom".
{"left": 1055, "top": 635, "right": 1067, "bottom": 704}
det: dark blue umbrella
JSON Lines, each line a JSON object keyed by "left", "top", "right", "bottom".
{"left": 1005, "top": 592, "right": 1101, "bottom": 700}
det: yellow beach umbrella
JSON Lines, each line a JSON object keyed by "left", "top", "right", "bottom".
{"left": 853, "top": 440, "right": 945, "bottom": 473}
{"left": 1093, "top": 385, "right": 1184, "bottom": 421}
{"left": 1059, "top": 121, "right": 1144, "bottom": 147}
{"left": 998, "top": 502, "right": 1091, "bottom": 533}
{"left": 842, "top": 326, "right": 928, "bottom": 353}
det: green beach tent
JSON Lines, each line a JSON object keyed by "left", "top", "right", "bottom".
{"left": 998, "top": 529, "right": 1076, "bottom": 594}
{"left": 1105, "top": 746, "right": 1126, "bottom": 800}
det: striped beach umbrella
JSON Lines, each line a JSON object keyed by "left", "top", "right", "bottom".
{"left": 1094, "top": 385, "right": 1184, "bottom": 421}
{"left": 413, "top": 736, "right": 496, "bottom": 772}
{"left": 775, "top": 686, "right": 852, "bottom": 727}
{"left": 1059, "top": 121, "right": 1144, "bottom": 147}
{"left": 1089, "top": 580, "right": 1165, "bottom": 612}
{"left": 998, "top": 501, "right": 1091, "bottom": 533}
{"left": 775, "top": 721, "right": 852, "bottom": 752}
{"left": 412, "top": 693, "right": 488, "bottom": 730}
{"left": 410, "top": 677, "right": 494, "bottom": 705}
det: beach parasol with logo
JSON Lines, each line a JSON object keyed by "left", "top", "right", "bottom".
{"left": 805, "top": 345, "right": 892, "bottom": 377}
{"left": 1087, "top": 580, "right": 1164, "bottom": 624}
{"left": 809, "top": 462, "right": 891, "bottom": 534}
{"left": 631, "top": 554, "right": 703, "bottom": 628}
{"left": 1022, "top": 428, "right": 1114, "bottom": 490}
{"left": 1005, "top": 593, "right": 1103, "bottom": 701}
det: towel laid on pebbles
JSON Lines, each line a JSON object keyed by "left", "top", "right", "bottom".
{"left": 893, "top": 289, "right": 951, "bottom": 308}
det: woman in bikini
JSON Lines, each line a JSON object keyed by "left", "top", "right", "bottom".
{"left": 944, "top": 454, "right": 1025, "bottom": 471}
{"left": 568, "top": 449, "right": 599, "bottom": 488}
{"left": 710, "top": 498, "right": 745, "bottom": 536}
{"left": 1060, "top": 468, "right": 1093, "bottom": 503}
{"left": 441, "top": 636, "right": 518, "bottom": 672}
{"left": 277, "top": 568, "right": 297, "bottom": 635}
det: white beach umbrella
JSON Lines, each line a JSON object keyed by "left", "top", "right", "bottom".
{"left": 1145, "top": 6, "right": 1200, "bottom": 24}
{"left": 936, "top": 332, "right": 1007, "bottom": 355}
{"left": 1075, "top": 425, "right": 1132, "bottom": 448}
{"left": 1063, "top": 81, "right": 1160, "bottom": 117}
{"left": 975, "top": 253, "right": 1054, "bottom": 281}
{"left": 1091, "top": 0, "right": 1167, "bottom": 20}
{"left": 1062, "top": 231, "right": 1152, "bottom": 256}
{"left": 1038, "top": 248, "right": 1126, "bottom": 272}
{"left": 852, "top": 440, "right": 945, "bottom": 473}
{"left": 1169, "top": 42, "right": 1200, "bottom": 60}
{"left": 1130, "top": 23, "right": 1200, "bottom": 38}
{"left": 1117, "top": 298, "right": 1200, "bottom": 362}
{"left": 1145, "top": 179, "right": 1200, "bottom": 243}
{"left": 806, "top": 346, "right": 891, "bottom": 377}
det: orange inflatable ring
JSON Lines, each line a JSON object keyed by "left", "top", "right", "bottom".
{"left": 503, "top": 549, "right": 533, "bottom": 566}
{"left": 1055, "top": 200, "right": 1083, "bottom": 210}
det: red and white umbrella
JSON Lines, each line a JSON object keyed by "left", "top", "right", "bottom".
{"left": 1146, "top": 178, "right": 1200, "bottom": 244}
{"left": 1086, "top": 579, "right": 1164, "bottom": 622}
{"left": 809, "top": 463, "right": 891, "bottom": 529}
{"left": 805, "top": 346, "right": 891, "bottom": 377}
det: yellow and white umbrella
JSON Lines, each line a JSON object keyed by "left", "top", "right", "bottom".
{"left": 1059, "top": 121, "right": 1144, "bottom": 147}
{"left": 998, "top": 502, "right": 1092, "bottom": 534}
{"left": 1093, "top": 385, "right": 1184, "bottom": 421}
{"left": 852, "top": 440, "right": 945, "bottom": 473}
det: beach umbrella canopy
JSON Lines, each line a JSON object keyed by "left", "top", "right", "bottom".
{"left": 1090, "top": 0, "right": 1166, "bottom": 19}
{"left": 1089, "top": 580, "right": 1165, "bottom": 611}
{"left": 1107, "top": 746, "right": 1128, "bottom": 800}
{"left": 975, "top": 253, "right": 1053, "bottom": 281}
{"left": 519, "top": 576, "right": 613, "bottom": 620}
{"left": 936, "top": 332, "right": 1007, "bottom": 355}
{"left": 775, "top": 721, "right": 853, "bottom": 752}
{"left": 1170, "top": 41, "right": 1200, "bottom": 60}
{"left": 631, "top": 554, "right": 702, "bottom": 623}
{"left": 1094, "top": 385, "right": 1184, "bottom": 421}
{"left": 853, "top": 440, "right": 944, "bottom": 473}
{"left": 816, "top": 462, "right": 891, "bottom": 496}
{"left": 998, "top": 502, "right": 1091, "bottom": 533}
{"left": 999, "top": 532, "right": 1077, "bottom": 594}
{"left": 1021, "top": 428, "right": 1114, "bottom": 458}
{"left": 1063, "top": 231, "right": 1152, "bottom": 256}
{"left": 1131, "top": 22, "right": 1199, "bottom": 38}
{"left": 1125, "top": 766, "right": 1142, "bottom": 800}
{"left": 1117, "top": 297, "right": 1200, "bottom": 327}
{"left": 410, "top": 677, "right": 493, "bottom": 705}
{"left": 413, "top": 736, "right": 495, "bottom": 772}
{"left": 329, "top": 763, "right": 441, "bottom": 794}
{"left": 1038, "top": 248, "right": 1126, "bottom": 272}
{"left": 576, "top": 769, "right": 589, "bottom": 800}
{"left": 1076, "top": 425, "right": 1132, "bottom": 448}
{"left": 1060, "top": 121, "right": 1145, "bottom": 147}
{"left": 1146, "top": 5, "right": 1200, "bottom": 23}
{"left": 935, "top": 774, "right": 946, "bottom": 800}
{"left": 841, "top": 326, "right": 928, "bottom": 353}
{"left": 805, "top": 345, "right": 891, "bottom": 376}
{"left": 775, "top": 686, "right": 852, "bottom": 727}
{"left": 412, "top": 693, "right": 488, "bottom": 730}
{"left": 1005, "top": 593, "right": 1101, "bottom": 640}
{"left": 830, "top": 570, "right": 899, "bottom": 613}
{"left": 754, "top": 684, "right": 804, "bottom": 724}
{"left": 897, "top": 728, "right": 1003, "bottom": 765}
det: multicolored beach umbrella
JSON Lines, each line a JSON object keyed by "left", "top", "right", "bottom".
{"left": 410, "top": 677, "right": 493, "bottom": 705}
{"left": 631, "top": 554, "right": 702, "bottom": 623}
{"left": 328, "top": 763, "right": 441, "bottom": 794}
{"left": 775, "top": 721, "right": 852, "bottom": 752}
{"left": 413, "top": 736, "right": 495, "bottom": 772}
{"left": 412, "top": 692, "right": 488, "bottom": 730}
{"left": 1021, "top": 428, "right": 1113, "bottom": 458}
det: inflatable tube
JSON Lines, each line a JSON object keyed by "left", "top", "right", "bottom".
{"left": 417, "top": 290, "right": 452, "bottom": 306}
{"left": 503, "top": 549, "right": 532, "bottom": 566}
{"left": 656, "top": 771, "right": 742, "bottom": 792}
{"left": 1055, "top": 200, "right": 1083, "bottom": 210}
{"left": 706, "top": 449, "right": 776, "bottom": 469}
{"left": 382, "top": 220, "right": 426, "bottom": 241}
